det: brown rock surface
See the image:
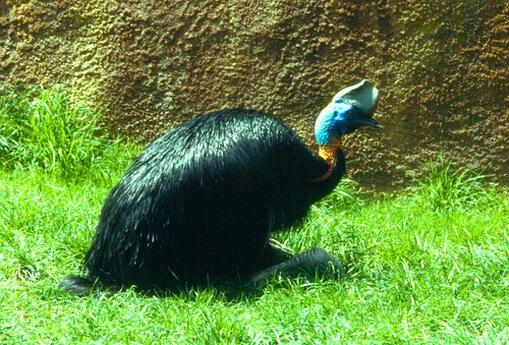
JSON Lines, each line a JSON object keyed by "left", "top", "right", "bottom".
{"left": 1, "top": 0, "right": 508, "bottom": 187}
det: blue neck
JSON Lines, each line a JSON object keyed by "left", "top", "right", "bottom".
{"left": 314, "top": 118, "right": 334, "bottom": 145}
{"left": 314, "top": 100, "right": 353, "bottom": 145}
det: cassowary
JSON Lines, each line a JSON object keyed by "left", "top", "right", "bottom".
{"left": 61, "top": 80, "right": 381, "bottom": 294}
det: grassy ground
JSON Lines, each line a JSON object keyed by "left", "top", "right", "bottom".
{"left": 1, "top": 85, "right": 508, "bottom": 344}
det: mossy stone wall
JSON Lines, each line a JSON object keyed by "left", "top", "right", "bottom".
{"left": 1, "top": 0, "right": 508, "bottom": 186}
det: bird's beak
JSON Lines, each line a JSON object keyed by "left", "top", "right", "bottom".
{"left": 363, "top": 117, "right": 383, "bottom": 129}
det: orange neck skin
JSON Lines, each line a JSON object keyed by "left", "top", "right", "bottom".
{"left": 307, "top": 137, "right": 342, "bottom": 183}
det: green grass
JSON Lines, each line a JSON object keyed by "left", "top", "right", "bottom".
{"left": 0, "top": 83, "right": 139, "bottom": 184}
{"left": 1, "top": 85, "right": 508, "bottom": 344}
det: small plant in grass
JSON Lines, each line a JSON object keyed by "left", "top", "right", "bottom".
{"left": 316, "top": 178, "right": 364, "bottom": 211}
{"left": 0, "top": 83, "right": 139, "bottom": 183}
{"left": 412, "top": 155, "right": 495, "bottom": 211}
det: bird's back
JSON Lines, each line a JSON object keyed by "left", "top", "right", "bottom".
{"left": 85, "top": 109, "right": 330, "bottom": 288}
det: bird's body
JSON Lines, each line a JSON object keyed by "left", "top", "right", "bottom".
{"left": 85, "top": 109, "right": 344, "bottom": 289}
{"left": 61, "top": 80, "right": 380, "bottom": 294}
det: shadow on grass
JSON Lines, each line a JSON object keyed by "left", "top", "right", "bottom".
{"left": 59, "top": 267, "right": 349, "bottom": 303}
{"left": 134, "top": 272, "right": 347, "bottom": 302}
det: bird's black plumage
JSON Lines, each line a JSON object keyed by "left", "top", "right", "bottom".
{"left": 80, "top": 109, "right": 345, "bottom": 290}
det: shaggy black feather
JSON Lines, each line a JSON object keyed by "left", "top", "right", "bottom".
{"left": 65, "top": 109, "right": 346, "bottom": 292}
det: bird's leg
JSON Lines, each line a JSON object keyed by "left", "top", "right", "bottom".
{"left": 250, "top": 248, "right": 345, "bottom": 285}
{"left": 254, "top": 238, "right": 294, "bottom": 270}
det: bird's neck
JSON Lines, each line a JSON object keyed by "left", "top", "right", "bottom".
{"left": 308, "top": 137, "right": 342, "bottom": 183}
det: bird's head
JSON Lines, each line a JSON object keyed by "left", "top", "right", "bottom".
{"left": 315, "top": 80, "right": 381, "bottom": 145}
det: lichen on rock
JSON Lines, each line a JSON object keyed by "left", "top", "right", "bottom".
{"left": 1, "top": 0, "right": 508, "bottom": 187}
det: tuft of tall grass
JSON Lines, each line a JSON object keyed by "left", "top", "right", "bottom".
{"left": 411, "top": 156, "right": 496, "bottom": 211}
{"left": 0, "top": 83, "right": 139, "bottom": 183}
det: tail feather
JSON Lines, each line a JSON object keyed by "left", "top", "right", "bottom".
{"left": 59, "top": 275, "right": 95, "bottom": 296}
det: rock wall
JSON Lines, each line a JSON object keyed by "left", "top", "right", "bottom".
{"left": 1, "top": 0, "right": 508, "bottom": 187}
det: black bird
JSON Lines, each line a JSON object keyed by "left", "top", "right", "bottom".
{"left": 61, "top": 80, "right": 381, "bottom": 294}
